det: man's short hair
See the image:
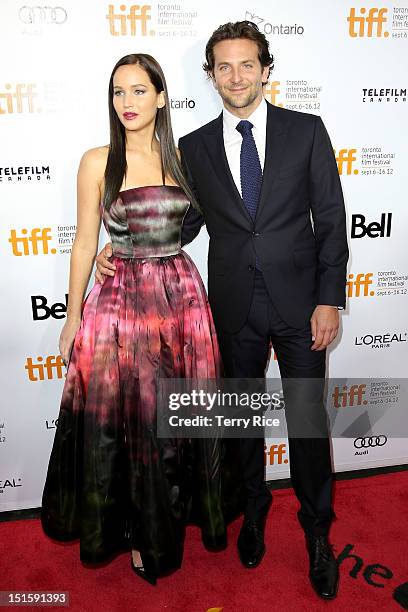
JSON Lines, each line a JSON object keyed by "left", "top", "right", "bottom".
{"left": 203, "top": 21, "right": 274, "bottom": 82}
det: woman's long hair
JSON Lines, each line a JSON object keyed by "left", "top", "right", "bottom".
{"left": 103, "top": 53, "right": 199, "bottom": 210}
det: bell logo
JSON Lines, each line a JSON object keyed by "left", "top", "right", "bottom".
{"left": 0, "top": 84, "right": 38, "bottom": 114}
{"left": 31, "top": 294, "right": 68, "bottom": 320}
{"left": 351, "top": 213, "right": 392, "bottom": 238}
{"left": 264, "top": 443, "right": 288, "bottom": 465}
{"left": 25, "top": 355, "right": 65, "bottom": 381}
{"left": 347, "top": 8, "right": 389, "bottom": 38}
{"left": 346, "top": 273, "right": 375, "bottom": 298}
{"left": 106, "top": 4, "right": 153, "bottom": 36}
{"left": 335, "top": 149, "right": 358, "bottom": 175}
{"left": 332, "top": 384, "right": 367, "bottom": 408}
{"left": 8, "top": 228, "right": 56, "bottom": 256}
{"left": 264, "top": 81, "right": 283, "bottom": 107}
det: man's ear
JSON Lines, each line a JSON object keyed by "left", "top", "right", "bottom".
{"left": 157, "top": 91, "right": 166, "bottom": 109}
{"left": 261, "top": 66, "right": 269, "bottom": 85}
{"left": 211, "top": 74, "right": 218, "bottom": 90}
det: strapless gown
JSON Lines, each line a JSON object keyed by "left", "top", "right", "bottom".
{"left": 40, "top": 185, "right": 243, "bottom": 577}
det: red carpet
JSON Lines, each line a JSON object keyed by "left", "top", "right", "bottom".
{"left": 1, "top": 471, "right": 407, "bottom": 611}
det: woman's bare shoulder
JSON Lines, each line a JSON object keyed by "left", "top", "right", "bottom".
{"left": 80, "top": 145, "right": 109, "bottom": 167}
{"left": 78, "top": 146, "right": 109, "bottom": 186}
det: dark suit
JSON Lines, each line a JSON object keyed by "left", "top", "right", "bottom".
{"left": 179, "top": 101, "right": 348, "bottom": 535}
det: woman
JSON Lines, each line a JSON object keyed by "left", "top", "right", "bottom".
{"left": 41, "top": 53, "right": 242, "bottom": 585}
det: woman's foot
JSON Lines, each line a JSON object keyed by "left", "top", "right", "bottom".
{"left": 130, "top": 549, "right": 157, "bottom": 586}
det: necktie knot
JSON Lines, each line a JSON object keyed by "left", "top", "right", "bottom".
{"left": 236, "top": 120, "right": 254, "bottom": 137}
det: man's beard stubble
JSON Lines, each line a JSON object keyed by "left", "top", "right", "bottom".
{"left": 220, "top": 84, "right": 260, "bottom": 110}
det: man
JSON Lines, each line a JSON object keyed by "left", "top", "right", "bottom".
{"left": 96, "top": 21, "right": 348, "bottom": 600}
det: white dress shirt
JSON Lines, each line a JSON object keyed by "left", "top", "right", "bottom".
{"left": 223, "top": 97, "right": 267, "bottom": 197}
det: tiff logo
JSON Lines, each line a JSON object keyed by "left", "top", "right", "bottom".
{"left": 332, "top": 384, "right": 367, "bottom": 408}
{"left": 25, "top": 355, "right": 65, "bottom": 381}
{"left": 264, "top": 443, "right": 288, "bottom": 465}
{"left": 347, "top": 8, "right": 389, "bottom": 38}
{"left": 0, "top": 84, "right": 38, "bottom": 114}
{"left": 346, "top": 273, "right": 375, "bottom": 298}
{"left": 8, "top": 228, "right": 56, "bottom": 256}
{"left": 264, "top": 81, "right": 283, "bottom": 107}
{"left": 335, "top": 149, "right": 358, "bottom": 175}
{"left": 106, "top": 4, "right": 152, "bottom": 36}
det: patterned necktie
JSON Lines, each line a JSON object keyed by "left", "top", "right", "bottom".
{"left": 235, "top": 120, "right": 263, "bottom": 220}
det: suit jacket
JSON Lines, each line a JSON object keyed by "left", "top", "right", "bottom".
{"left": 179, "top": 101, "right": 349, "bottom": 334}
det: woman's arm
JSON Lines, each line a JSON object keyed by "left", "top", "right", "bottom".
{"left": 59, "top": 148, "right": 104, "bottom": 362}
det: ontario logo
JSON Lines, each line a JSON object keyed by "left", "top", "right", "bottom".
{"left": 245, "top": 11, "right": 304, "bottom": 35}
{"left": 106, "top": 4, "right": 154, "bottom": 36}
{"left": 347, "top": 8, "right": 389, "bottom": 37}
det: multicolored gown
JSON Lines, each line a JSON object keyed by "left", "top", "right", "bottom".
{"left": 41, "top": 184, "right": 243, "bottom": 577}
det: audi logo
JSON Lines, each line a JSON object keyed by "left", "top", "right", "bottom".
{"left": 19, "top": 6, "right": 68, "bottom": 25}
{"left": 354, "top": 436, "right": 388, "bottom": 449}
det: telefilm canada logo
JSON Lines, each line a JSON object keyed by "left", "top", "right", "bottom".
{"left": 0, "top": 165, "right": 51, "bottom": 183}
{"left": 245, "top": 11, "right": 304, "bottom": 35}
{"left": 362, "top": 87, "right": 406, "bottom": 103}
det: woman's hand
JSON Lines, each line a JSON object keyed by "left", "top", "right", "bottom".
{"left": 59, "top": 316, "right": 81, "bottom": 365}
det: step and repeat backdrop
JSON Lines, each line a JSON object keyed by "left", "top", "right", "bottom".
{"left": 1, "top": 0, "right": 407, "bottom": 510}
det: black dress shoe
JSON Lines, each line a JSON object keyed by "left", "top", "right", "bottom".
{"left": 306, "top": 535, "right": 339, "bottom": 599}
{"left": 237, "top": 519, "right": 266, "bottom": 568}
{"left": 130, "top": 557, "right": 157, "bottom": 586}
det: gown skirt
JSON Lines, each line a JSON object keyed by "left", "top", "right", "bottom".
{"left": 41, "top": 250, "right": 244, "bottom": 577}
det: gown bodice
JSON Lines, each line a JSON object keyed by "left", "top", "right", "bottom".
{"left": 102, "top": 185, "right": 189, "bottom": 259}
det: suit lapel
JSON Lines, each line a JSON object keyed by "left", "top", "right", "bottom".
{"left": 255, "top": 101, "right": 289, "bottom": 221}
{"left": 201, "top": 102, "right": 289, "bottom": 224}
{"left": 202, "top": 113, "right": 253, "bottom": 225}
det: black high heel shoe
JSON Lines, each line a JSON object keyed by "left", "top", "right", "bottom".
{"left": 130, "top": 556, "right": 157, "bottom": 586}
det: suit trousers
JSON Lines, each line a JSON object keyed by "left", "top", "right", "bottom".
{"left": 216, "top": 270, "right": 334, "bottom": 536}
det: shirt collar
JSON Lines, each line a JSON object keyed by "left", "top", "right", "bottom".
{"left": 223, "top": 97, "right": 267, "bottom": 141}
